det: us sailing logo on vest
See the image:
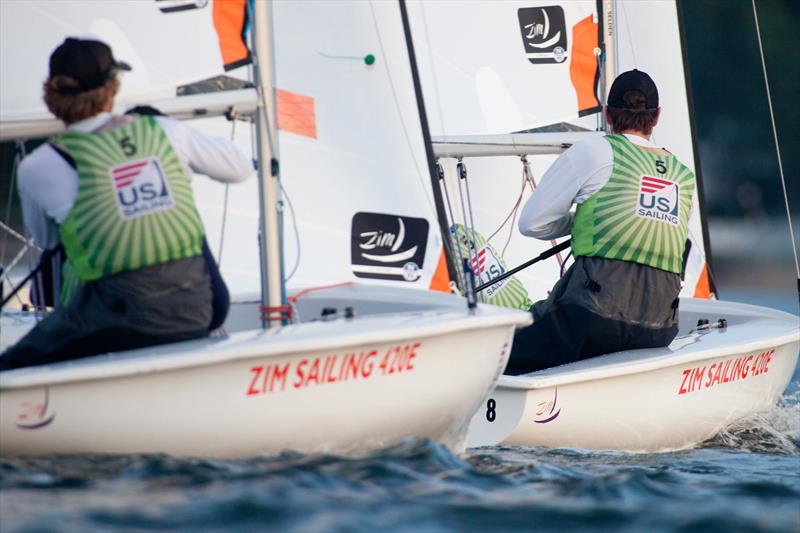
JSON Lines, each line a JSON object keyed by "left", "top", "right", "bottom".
{"left": 517, "top": 6, "right": 568, "bottom": 64}
{"left": 110, "top": 157, "right": 175, "bottom": 220}
{"left": 636, "top": 174, "right": 680, "bottom": 226}
{"left": 351, "top": 212, "right": 429, "bottom": 282}
{"left": 471, "top": 247, "right": 509, "bottom": 298}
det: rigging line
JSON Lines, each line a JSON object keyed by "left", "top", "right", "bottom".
{"left": 619, "top": 1, "right": 655, "bottom": 145}
{"left": 1, "top": 143, "right": 21, "bottom": 265}
{"left": 26, "top": 231, "right": 45, "bottom": 318}
{"left": 486, "top": 172, "right": 526, "bottom": 243}
{"left": 461, "top": 162, "right": 481, "bottom": 266}
{"left": 419, "top": 2, "right": 447, "bottom": 137}
{"left": 524, "top": 160, "right": 565, "bottom": 269}
{"left": 368, "top": 1, "right": 435, "bottom": 214}
{"left": 0, "top": 245, "right": 29, "bottom": 296}
{"left": 561, "top": 251, "right": 571, "bottom": 278}
{"left": 218, "top": 117, "right": 237, "bottom": 267}
{"left": 280, "top": 181, "right": 301, "bottom": 282}
{"left": 619, "top": 0, "right": 637, "bottom": 68}
{"left": 455, "top": 160, "right": 481, "bottom": 301}
{"left": 752, "top": 0, "right": 800, "bottom": 279}
{"left": 501, "top": 194, "right": 520, "bottom": 259}
{"left": 437, "top": 161, "right": 466, "bottom": 291}
{"left": 0, "top": 221, "right": 39, "bottom": 251}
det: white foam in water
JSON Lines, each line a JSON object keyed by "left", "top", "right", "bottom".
{"left": 708, "top": 383, "right": 800, "bottom": 455}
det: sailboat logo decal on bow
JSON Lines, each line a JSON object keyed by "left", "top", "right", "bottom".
{"left": 351, "top": 212, "right": 429, "bottom": 282}
{"left": 518, "top": 6, "right": 568, "bottom": 64}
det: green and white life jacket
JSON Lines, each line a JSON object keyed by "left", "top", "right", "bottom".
{"left": 55, "top": 115, "right": 205, "bottom": 299}
{"left": 571, "top": 134, "right": 695, "bottom": 274}
{"left": 451, "top": 224, "right": 533, "bottom": 310}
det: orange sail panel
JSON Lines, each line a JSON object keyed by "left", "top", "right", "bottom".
{"left": 428, "top": 249, "right": 452, "bottom": 293}
{"left": 277, "top": 90, "right": 317, "bottom": 139}
{"left": 212, "top": 0, "right": 251, "bottom": 71}
{"left": 693, "top": 263, "right": 712, "bottom": 299}
{"left": 569, "top": 14, "right": 601, "bottom": 116}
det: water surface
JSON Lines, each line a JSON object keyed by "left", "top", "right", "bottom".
{"left": 1, "top": 372, "right": 797, "bottom": 533}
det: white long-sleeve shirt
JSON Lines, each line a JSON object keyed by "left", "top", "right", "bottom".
{"left": 518, "top": 133, "right": 659, "bottom": 240}
{"left": 17, "top": 112, "right": 254, "bottom": 249}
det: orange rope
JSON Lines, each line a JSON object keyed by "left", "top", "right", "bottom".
{"left": 287, "top": 281, "right": 355, "bottom": 305}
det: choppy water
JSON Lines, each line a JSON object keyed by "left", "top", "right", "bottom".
{"left": 1, "top": 371, "right": 798, "bottom": 533}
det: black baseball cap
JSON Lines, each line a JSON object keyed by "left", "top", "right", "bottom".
{"left": 607, "top": 69, "right": 658, "bottom": 109}
{"left": 49, "top": 38, "right": 131, "bottom": 94}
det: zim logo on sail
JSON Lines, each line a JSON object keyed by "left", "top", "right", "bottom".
{"left": 517, "top": 6, "right": 568, "bottom": 64}
{"left": 109, "top": 157, "right": 175, "bottom": 221}
{"left": 636, "top": 174, "right": 680, "bottom": 226}
{"left": 351, "top": 212, "right": 429, "bottom": 282}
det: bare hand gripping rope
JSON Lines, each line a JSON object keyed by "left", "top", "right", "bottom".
{"left": 475, "top": 239, "right": 571, "bottom": 293}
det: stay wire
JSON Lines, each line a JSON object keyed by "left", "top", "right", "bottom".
{"left": 486, "top": 171, "right": 526, "bottom": 244}
{"left": 280, "top": 181, "right": 301, "bottom": 282}
{"left": 367, "top": 1, "right": 435, "bottom": 215}
{"left": 217, "top": 117, "right": 236, "bottom": 267}
{"left": 1, "top": 143, "right": 22, "bottom": 266}
{"left": 437, "top": 161, "right": 466, "bottom": 292}
{"left": 419, "top": 2, "right": 447, "bottom": 138}
{"left": 456, "top": 160, "right": 480, "bottom": 300}
{"left": 460, "top": 161, "right": 481, "bottom": 272}
{"left": 752, "top": 0, "right": 800, "bottom": 279}
{"left": 523, "top": 158, "right": 566, "bottom": 271}
{"left": 0, "top": 246, "right": 29, "bottom": 308}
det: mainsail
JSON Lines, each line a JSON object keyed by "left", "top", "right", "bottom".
{"left": 270, "top": 0, "right": 450, "bottom": 292}
{"left": 0, "top": 0, "right": 237, "bottom": 121}
{"left": 407, "top": 0, "right": 714, "bottom": 301}
{"left": 408, "top": 0, "right": 600, "bottom": 136}
{"left": 0, "top": 0, "right": 453, "bottom": 297}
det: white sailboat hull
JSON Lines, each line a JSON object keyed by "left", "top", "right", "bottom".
{"left": 0, "top": 303, "right": 530, "bottom": 458}
{"left": 467, "top": 299, "right": 800, "bottom": 452}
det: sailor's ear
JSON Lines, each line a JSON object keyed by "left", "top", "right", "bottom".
{"left": 653, "top": 107, "right": 661, "bottom": 127}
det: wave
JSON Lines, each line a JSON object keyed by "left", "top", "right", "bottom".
{"left": 1, "top": 436, "right": 798, "bottom": 532}
{"left": 703, "top": 381, "right": 800, "bottom": 455}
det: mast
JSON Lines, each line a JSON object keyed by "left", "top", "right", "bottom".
{"left": 676, "top": 0, "right": 717, "bottom": 297}
{"left": 601, "top": 0, "right": 618, "bottom": 98}
{"left": 251, "top": 0, "right": 286, "bottom": 328}
{"left": 597, "top": 0, "right": 617, "bottom": 133}
{"left": 398, "top": 0, "right": 459, "bottom": 287}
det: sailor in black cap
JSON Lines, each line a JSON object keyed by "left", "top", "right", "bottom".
{"left": 1, "top": 38, "right": 253, "bottom": 369}
{"left": 508, "top": 69, "right": 697, "bottom": 374}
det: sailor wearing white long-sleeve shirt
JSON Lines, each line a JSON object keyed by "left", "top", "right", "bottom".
{"left": 1, "top": 38, "right": 253, "bottom": 369}
{"left": 506, "top": 69, "right": 696, "bottom": 375}
{"left": 517, "top": 133, "right": 664, "bottom": 240}
{"left": 18, "top": 112, "right": 253, "bottom": 251}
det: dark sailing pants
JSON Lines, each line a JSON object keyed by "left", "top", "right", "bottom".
{"left": 506, "top": 256, "right": 681, "bottom": 375}
{"left": 0, "top": 256, "right": 213, "bottom": 370}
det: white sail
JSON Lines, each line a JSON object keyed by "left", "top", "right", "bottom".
{"left": 409, "top": 0, "right": 714, "bottom": 302}
{"left": 614, "top": 0, "right": 712, "bottom": 298}
{"left": 270, "top": 0, "right": 450, "bottom": 293}
{"left": 0, "top": 0, "right": 532, "bottom": 458}
{"left": 0, "top": 0, "right": 227, "bottom": 121}
{"left": 0, "top": 0, "right": 263, "bottom": 294}
{"left": 408, "top": 0, "right": 601, "bottom": 136}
